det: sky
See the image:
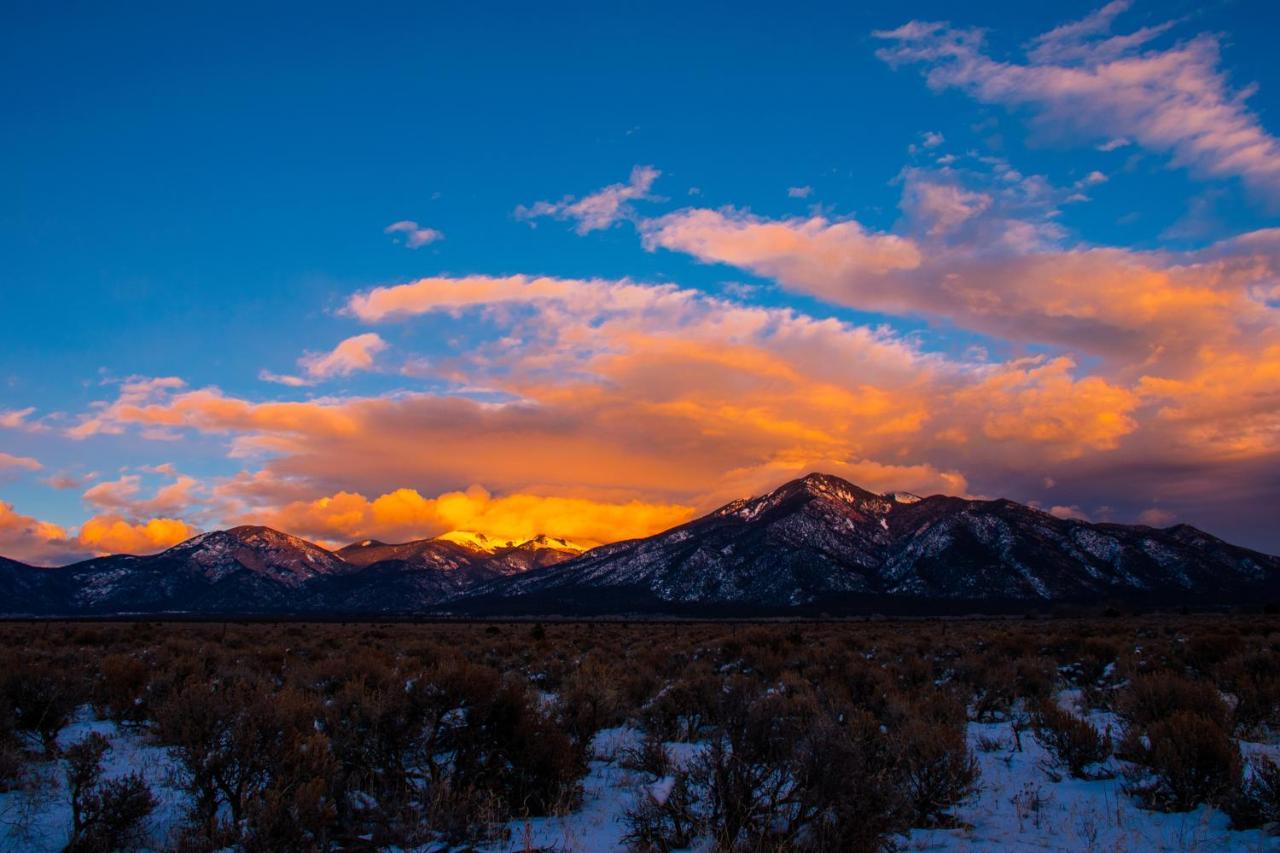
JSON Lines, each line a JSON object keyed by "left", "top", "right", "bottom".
{"left": 3, "top": 0, "right": 1280, "bottom": 563}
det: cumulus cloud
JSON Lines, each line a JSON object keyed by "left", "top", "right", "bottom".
{"left": 74, "top": 516, "right": 196, "bottom": 556}
{"left": 0, "top": 501, "right": 72, "bottom": 564}
{"left": 83, "top": 470, "right": 200, "bottom": 517}
{"left": 874, "top": 3, "right": 1280, "bottom": 201}
{"left": 84, "top": 272, "right": 1232, "bottom": 537}
{"left": 0, "top": 499, "right": 194, "bottom": 565}
{"left": 384, "top": 220, "right": 443, "bottom": 248}
{"left": 243, "top": 485, "right": 694, "bottom": 548}
{"left": 787, "top": 186, "right": 813, "bottom": 198}
{"left": 516, "top": 165, "right": 661, "bottom": 233}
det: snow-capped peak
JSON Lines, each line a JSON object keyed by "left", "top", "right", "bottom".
{"left": 434, "top": 530, "right": 512, "bottom": 553}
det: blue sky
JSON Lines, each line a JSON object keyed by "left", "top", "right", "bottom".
{"left": 3, "top": 0, "right": 1280, "bottom": 560}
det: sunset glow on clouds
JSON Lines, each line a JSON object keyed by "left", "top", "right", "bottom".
{"left": 2, "top": 2, "right": 1278, "bottom": 563}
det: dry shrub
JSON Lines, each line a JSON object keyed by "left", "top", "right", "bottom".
{"left": 620, "top": 730, "right": 671, "bottom": 779}
{"left": 558, "top": 654, "right": 626, "bottom": 741}
{"left": 643, "top": 687, "right": 907, "bottom": 852}
{"left": 1121, "top": 710, "right": 1242, "bottom": 811}
{"left": 64, "top": 732, "right": 156, "bottom": 853}
{"left": 1217, "top": 651, "right": 1280, "bottom": 733}
{"left": 395, "top": 659, "right": 586, "bottom": 843}
{"left": 957, "top": 655, "right": 1016, "bottom": 722}
{"left": 0, "top": 695, "right": 25, "bottom": 791}
{"left": 1184, "top": 632, "right": 1244, "bottom": 672}
{"left": 1, "top": 660, "right": 80, "bottom": 755}
{"left": 95, "top": 654, "right": 151, "bottom": 725}
{"left": 1227, "top": 755, "right": 1280, "bottom": 829}
{"left": 895, "top": 716, "right": 980, "bottom": 828}
{"left": 640, "top": 666, "right": 721, "bottom": 742}
{"left": 242, "top": 731, "right": 341, "bottom": 851}
{"left": 1013, "top": 657, "right": 1058, "bottom": 702}
{"left": 1031, "top": 702, "right": 1112, "bottom": 779}
{"left": 155, "top": 677, "right": 324, "bottom": 840}
{"left": 623, "top": 773, "right": 701, "bottom": 852}
{"left": 1118, "top": 671, "right": 1230, "bottom": 731}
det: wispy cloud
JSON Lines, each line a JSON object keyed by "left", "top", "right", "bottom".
{"left": 0, "top": 452, "right": 41, "bottom": 472}
{"left": 261, "top": 333, "right": 389, "bottom": 386}
{"left": 516, "top": 165, "right": 661, "bottom": 233}
{"left": 384, "top": 220, "right": 443, "bottom": 248}
{"left": 875, "top": 3, "right": 1280, "bottom": 201}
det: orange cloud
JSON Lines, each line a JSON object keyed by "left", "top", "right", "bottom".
{"left": 262, "top": 333, "right": 390, "bottom": 386}
{"left": 0, "top": 500, "right": 71, "bottom": 564}
{"left": 956, "top": 357, "right": 1140, "bottom": 458}
{"left": 75, "top": 515, "right": 196, "bottom": 556}
{"left": 246, "top": 485, "right": 694, "bottom": 547}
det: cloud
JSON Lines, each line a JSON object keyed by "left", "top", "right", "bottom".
{"left": 900, "top": 178, "right": 992, "bottom": 236}
{"left": 1049, "top": 505, "right": 1089, "bottom": 521}
{"left": 0, "top": 501, "right": 72, "bottom": 564}
{"left": 384, "top": 220, "right": 443, "bottom": 248}
{"left": 516, "top": 165, "right": 661, "bottom": 234}
{"left": 261, "top": 333, "right": 389, "bottom": 386}
{"left": 641, "top": 207, "right": 923, "bottom": 299}
{"left": 300, "top": 333, "right": 388, "bottom": 379}
{"left": 787, "top": 186, "right": 813, "bottom": 199}
{"left": 0, "top": 500, "right": 193, "bottom": 564}
{"left": 0, "top": 452, "right": 41, "bottom": 472}
{"left": 874, "top": 4, "right": 1280, "bottom": 201}
{"left": 85, "top": 271, "right": 1219, "bottom": 537}
{"left": 75, "top": 516, "right": 196, "bottom": 556}
{"left": 641, "top": 179, "right": 1279, "bottom": 373}
{"left": 0, "top": 407, "right": 37, "bottom": 430}
{"left": 67, "top": 376, "right": 186, "bottom": 439}
{"left": 83, "top": 470, "right": 200, "bottom": 517}
{"left": 953, "top": 356, "right": 1139, "bottom": 459}
{"left": 44, "top": 471, "right": 96, "bottom": 490}
{"left": 1137, "top": 507, "right": 1176, "bottom": 527}
{"left": 244, "top": 485, "right": 694, "bottom": 548}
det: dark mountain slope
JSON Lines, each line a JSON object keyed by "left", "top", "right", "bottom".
{"left": 474, "top": 474, "right": 1280, "bottom": 610}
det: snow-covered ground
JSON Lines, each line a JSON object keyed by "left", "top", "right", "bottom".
{"left": 3, "top": 706, "right": 1277, "bottom": 851}
{"left": 0, "top": 708, "right": 187, "bottom": 851}
{"left": 908, "top": 714, "right": 1279, "bottom": 851}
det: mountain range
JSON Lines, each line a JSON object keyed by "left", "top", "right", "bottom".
{"left": 3, "top": 474, "right": 1277, "bottom": 616}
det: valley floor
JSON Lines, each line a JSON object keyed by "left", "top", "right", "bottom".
{"left": 3, "top": 708, "right": 1276, "bottom": 851}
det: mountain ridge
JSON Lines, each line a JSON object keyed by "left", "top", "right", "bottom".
{"left": 2, "top": 473, "right": 1277, "bottom": 616}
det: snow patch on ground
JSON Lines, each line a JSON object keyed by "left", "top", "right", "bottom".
{"left": 906, "top": 717, "right": 1280, "bottom": 851}
{"left": 0, "top": 708, "right": 187, "bottom": 851}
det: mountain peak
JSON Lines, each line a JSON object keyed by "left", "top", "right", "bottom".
{"left": 434, "top": 530, "right": 512, "bottom": 553}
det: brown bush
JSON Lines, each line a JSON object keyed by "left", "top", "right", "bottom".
{"left": 64, "top": 732, "right": 156, "bottom": 852}
{"left": 1121, "top": 710, "right": 1242, "bottom": 811}
{"left": 1227, "top": 755, "right": 1280, "bottom": 829}
{"left": 640, "top": 666, "right": 721, "bottom": 742}
{"left": 894, "top": 716, "right": 980, "bottom": 827}
{"left": 1031, "top": 702, "right": 1112, "bottom": 779}
{"left": 1118, "top": 671, "right": 1230, "bottom": 731}
{"left": 155, "top": 677, "right": 317, "bottom": 833}
{"left": 1217, "top": 651, "right": 1280, "bottom": 733}
{"left": 95, "top": 654, "right": 152, "bottom": 725}
{"left": 1, "top": 660, "right": 81, "bottom": 755}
